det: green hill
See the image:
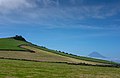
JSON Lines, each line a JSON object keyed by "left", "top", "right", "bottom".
{"left": 0, "top": 37, "right": 28, "bottom": 51}
{"left": 0, "top": 36, "right": 117, "bottom": 65}
{"left": 0, "top": 36, "right": 120, "bottom": 78}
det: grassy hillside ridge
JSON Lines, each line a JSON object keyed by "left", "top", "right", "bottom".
{"left": 0, "top": 59, "right": 120, "bottom": 78}
{"left": 0, "top": 37, "right": 28, "bottom": 51}
{"left": 0, "top": 36, "right": 117, "bottom": 64}
{"left": 0, "top": 45, "right": 104, "bottom": 65}
{"left": 28, "top": 44, "right": 117, "bottom": 64}
{"left": 0, "top": 36, "right": 34, "bottom": 52}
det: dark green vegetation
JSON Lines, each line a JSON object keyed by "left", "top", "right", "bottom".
{"left": 12, "top": 35, "right": 27, "bottom": 42}
{"left": 0, "top": 59, "right": 120, "bottom": 78}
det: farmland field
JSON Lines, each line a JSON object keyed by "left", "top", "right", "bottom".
{"left": 0, "top": 37, "right": 116, "bottom": 65}
{"left": 0, "top": 37, "right": 120, "bottom": 78}
{"left": 0, "top": 59, "right": 120, "bottom": 78}
{"left": 0, "top": 45, "right": 102, "bottom": 65}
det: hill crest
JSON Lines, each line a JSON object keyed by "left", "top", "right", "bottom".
{"left": 11, "top": 35, "right": 26, "bottom": 42}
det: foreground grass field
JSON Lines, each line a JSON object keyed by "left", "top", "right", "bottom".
{"left": 0, "top": 59, "right": 120, "bottom": 78}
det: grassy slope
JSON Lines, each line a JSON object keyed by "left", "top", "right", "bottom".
{"left": 0, "top": 37, "right": 116, "bottom": 64}
{"left": 0, "top": 46, "right": 102, "bottom": 65}
{"left": 0, "top": 38, "right": 101, "bottom": 64}
{"left": 29, "top": 44, "right": 116, "bottom": 64}
{"left": 0, "top": 38, "right": 28, "bottom": 50}
{"left": 0, "top": 59, "right": 120, "bottom": 78}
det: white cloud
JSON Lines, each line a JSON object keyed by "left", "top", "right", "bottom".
{"left": 0, "top": 0, "right": 35, "bottom": 13}
{"left": 0, "top": 0, "right": 120, "bottom": 30}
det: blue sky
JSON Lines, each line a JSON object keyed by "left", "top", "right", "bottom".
{"left": 0, "top": 0, "right": 120, "bottom": 58}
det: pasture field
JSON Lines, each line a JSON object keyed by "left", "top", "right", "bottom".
{"left": 0, "top": 37, "right": 117, "bottom": 65}
{"left": 0, "top": 45, "right": 102, "bottom": 65}
{"left": 0, "top": 38, "right": 28, "bottom": 50}
{"left": 0, "top": 59, "right": 120, "bottom": 78}
{"left": 0, "top": 37, "right": 120, "bottom": 78}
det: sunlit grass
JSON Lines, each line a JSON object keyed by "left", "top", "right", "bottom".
{"left": 0, "top": 38, "right": 28, "bottom": 50}
{"left": 0, "top": 45, "right": 102, "bottom": 65}
{"left": 0, "top": 59, "right": 120, "bottom": 78}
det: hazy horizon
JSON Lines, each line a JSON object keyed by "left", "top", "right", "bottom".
{"left": 0, "top": 0, "right": 120, "bottom": 58}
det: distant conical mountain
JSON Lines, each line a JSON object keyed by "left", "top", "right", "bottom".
{"left": 88, "top": 52, "right": 106, "bottom": 58}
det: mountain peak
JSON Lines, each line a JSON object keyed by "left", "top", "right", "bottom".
{"left": 88, "top": 52, "right": 106, "bottom": 58}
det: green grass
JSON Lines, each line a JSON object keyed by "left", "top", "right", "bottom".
{"left": 0, "top": 59, "right": 120, "bottom": 78}
{"left": 0, "top": 37, "right": 120, "bottom": 78}
{"left": 0, "top": 38, "right": 28, "bottom": 50}
{"left": 0, "top": 37, "right": 117, "bottom": 64}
